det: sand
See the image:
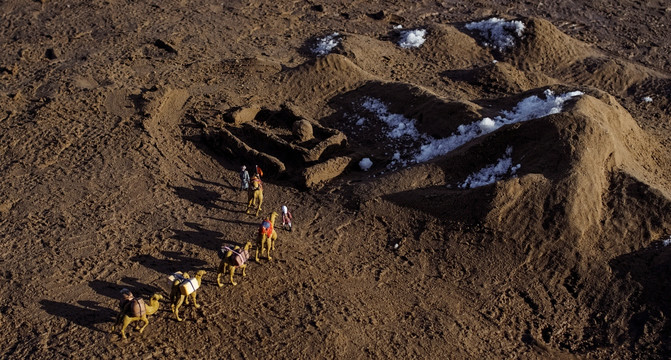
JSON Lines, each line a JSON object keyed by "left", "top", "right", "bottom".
{"left": 2, "top": 1, "right": 671, "bottom": 358}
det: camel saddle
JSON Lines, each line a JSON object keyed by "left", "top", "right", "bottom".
{"left": 259, "top": 220, "right": 273, "bottom": 237}
{"left": 179, "top": 277, "right": 200, "bottom": 296}
{"left": 229, "top": 249, "right": 249, "bottom": 267}
{"left": 128, "top": 298, "right": 147, "bottom": 317}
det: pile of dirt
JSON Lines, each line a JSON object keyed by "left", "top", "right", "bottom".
{"left": 506, "top": 17, "right": 596, "bottom": 73}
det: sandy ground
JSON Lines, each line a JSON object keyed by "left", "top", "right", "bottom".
{"left": 2, "top": 1, "right": 671, "bottom": 358}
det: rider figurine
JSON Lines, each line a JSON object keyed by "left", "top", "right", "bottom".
{"left": 240, "top": 165, "right": 250, "bottom": 192}
{"left": 281, "top": 205, "right": 292, "bottom": 231}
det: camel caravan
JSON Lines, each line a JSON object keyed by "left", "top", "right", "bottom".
{"left": 111, "top": 166, "right": 293, "bottom": 339}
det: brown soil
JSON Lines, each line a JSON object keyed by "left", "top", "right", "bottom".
{"left": 2, "top": 1, "right": 671, "bottom": 358}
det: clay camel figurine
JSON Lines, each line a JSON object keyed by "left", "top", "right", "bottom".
{"left": 246, "top": 175, "right": 263, "bottom": 216}
{"left": 112, "top": 293, "right": 163, "bottom": 339}
{"left": 170, "top": 270, "right": 206, "bottom": 322}
{"left": 168, "top": 271, "right": 190, "bottom": 306}
{"left": 217, "top": 242, "right": 252, "bottom": 286}
{"left": 256, "top": 212, "right": 278, "bottom": 262}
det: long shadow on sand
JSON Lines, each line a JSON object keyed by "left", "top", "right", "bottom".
{"left": 89, "top": 278, "right": 164, "bottom": 300}
{"left": 130, "top": 251, "right": 211, "bottom": 275}
{"left": 217, "top": 195, "right": 251, "bottom": 213}
{"left": 188, "top": 174, "right": 227, "bottom": 188}
{"left": 171, "top": 222, "right": 225, "bottom": 251}
{"left": 609, "top": 240, "right": 671, "bottom": 349}
{"left": 40, "top": 299, "right": 116, "bottom": 332}
{"left": 205, "top": 216, "right": 258, "bottom": 227}
{"left": 171, "top": 185, "right": 225, "bottom": 210}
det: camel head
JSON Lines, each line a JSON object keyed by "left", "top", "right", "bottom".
{"left": 244, "top": 242, "right": 253, "bottom": 251}
{"left": 195, "top": 270, "right": 206, "bottom": 278}
{"left": 269, "top": 211, "right": 279, "bottom": 225}
{"left": 151, "top": 293, "right": 164, "bottom": 302}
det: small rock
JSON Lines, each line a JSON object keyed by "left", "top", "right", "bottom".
{"left": 292, "top": 119, "right": 313, "bottom": 142}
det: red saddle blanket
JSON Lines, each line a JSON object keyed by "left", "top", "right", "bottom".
{"left": 259, "top": 220, "right": 273, "bottom": 237}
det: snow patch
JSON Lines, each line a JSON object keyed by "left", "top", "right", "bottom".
{"left": 313, "top": 33, "right": 341, "bottom": 56}
{"left": 398, "top": 29, "right": 427, "bottom": 48}
{"left": 465, "top": 17, "right": 525, "bottom": 51}
{"left": 359, "top": 158, "right": 373, "bottom": 171}
{"left": 414, "top": 89, "right": 583, "bottom": 162}
{"left": 459, "top": 146, "right": 520, "bottom": 189}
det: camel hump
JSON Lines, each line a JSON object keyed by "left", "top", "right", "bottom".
{"left": 130, "top": 298, "right": 147, "bottom": 317}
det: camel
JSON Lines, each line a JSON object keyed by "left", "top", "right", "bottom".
{"left": 168, "top": 271, "right": 190, "bottom": 306}
{"left": 256, "top": 212, "right": 278, "bottom": 262}
{"left": 170, "top": 270, "right": 205, "bottom": 322}
{"left": 246, "top": 175, "right": 263, "bottom": 216}
{"left": 112, "top": 293, "right": 163, "bottom": 339}
{"left": 216, "top": 242, "right": 252, "bottom": 286}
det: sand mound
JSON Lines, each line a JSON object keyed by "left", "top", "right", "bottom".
{"left": 348, "top": 88, "right": 671, "bottom": 352}
{"left": 356, "top": 87, "right": 671, "bottom": 244}
{"left": 278, "top": 54, "right": 373, "bottom": 109}
{"left": 446, "top": 61, "right": 557, "bottom": 96}
{"left": 504, "top": 17, "right": 667, "bottom": 100}
{"left": 564, "top": 57, "right": 659, "bottom": 96}
{"left": 506, "top": 17, "right": 596, "bottom": 73}
{"left": 485, "top": 92, "right": 670, "bottom": 247}
{"left": 418, "top": 23, "right": 495, "bottom": 69}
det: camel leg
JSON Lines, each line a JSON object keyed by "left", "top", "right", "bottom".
{"left": 174, "top": 296, "right": 185, "bottom": 322}
{"left": 229, "top": 266, "right": 237, "bottom": 286}
{"left": 255, "top": 247, "right": 261, "bottom": 262}
{"left": 217, "top": 263, "right": 228, "bottom": 287}
{"left": 241, "top": 264, "right": 247, "bottom": 277}
{"left": 247, "top": 196, "right": 255, "bottom": 214}
{"left": 138, "top": 315, "right": 149, "bottom": 334}
{"left": 262, "top": 236, "right": 272, "bottom": 260}
{"left": 191, "top": 292, "right": 200, "bottom": 308}
{"left": 121, "top": 316, "right": 133, "bottom": 339}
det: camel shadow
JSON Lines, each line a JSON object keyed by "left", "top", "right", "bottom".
{"left": 171, "top": 185, "right": 224, "bottom": 210}
{"left": 216, "top": 195, "right": 250, "bottom": 213}
{"left": 187, "top": 174, "right": 226, "bottom": 188}
{"left": 40, "top": 299, "right": 116, "bottom": 332}
{"left": 89, "top": 278, "right": 163, "bottom": 300}
{"left": 205, "top": 216, "right": 257, "bottom": 227}
{"left": 171, "top": 222, "right": 224, "bottom": 251}
{"left": 130, "top": 251, "right": 210, "bottom": 275}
